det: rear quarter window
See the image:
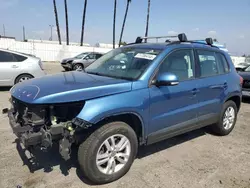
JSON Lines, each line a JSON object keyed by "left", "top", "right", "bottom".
{"left": 216, "top": 53, "right": 230, "bottom": 73}
{"left": 13, "top": 53, "right": 27, "bottom": 62}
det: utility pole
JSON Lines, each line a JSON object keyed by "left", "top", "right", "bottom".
{"left": 23, "top": 26, "right": 26, "bottom": 41}
{"left": 3, "top": 24, "right": 5, "bottom": 36}
{"left": 49, "top": 25, "right": 54, "bottom": 41}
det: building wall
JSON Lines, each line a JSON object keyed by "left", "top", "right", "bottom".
{"left": 0, "top": 38, "right": 246, "bottom": 65}
{"left": 0, "top": 38, "right": 112, "bottom": 61}
{"left": 230, "top": 56, "right": 245, "bottom": 66}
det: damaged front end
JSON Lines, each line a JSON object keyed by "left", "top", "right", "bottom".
{"left": 5, "top": 97, "right": 89, "bottom": 160}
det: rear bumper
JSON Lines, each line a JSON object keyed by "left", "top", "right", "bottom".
{"left": 32, "top": 69, "right": 46, "bottom": 78}
{"left": 242, "top": 88, "right": 250, "bottom": 97}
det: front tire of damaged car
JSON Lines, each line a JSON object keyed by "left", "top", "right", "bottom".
{"left": 78, "top": 121, "right": 138, "bottom": 184}
{"left": 73, "top": 63, "right": 84, "bottom": 71}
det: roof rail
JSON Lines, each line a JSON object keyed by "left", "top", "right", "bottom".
{"left": 135, "top": 33, "right": 188, "bottom": 43}
{"left": 132, "top": 33, "right": 219, "bottom": 48}
{"left": 188, "top": 39, "right": 220, "bottom": 48}
{"left": 168, "top": 39, "right": 219, "bottom": 49}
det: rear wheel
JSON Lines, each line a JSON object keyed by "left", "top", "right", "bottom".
{"left": 212, "top": 100, "right": 238, "bottom": 136}
{"left": 73, "top": 64, "right": 84, "bottom": 71}
{"left": 15, "top": 74, "right": 33, "bottom": 84}
{"left": 78, "top": 122, "right": 138, "bottom": 184}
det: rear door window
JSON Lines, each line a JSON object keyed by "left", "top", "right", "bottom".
{"left": 88, "top": 53, "right": 96, "bottom": 59}
{"left": 196, "top": 50, "right": 220, "bottom": 77}
{"left": 95, "top": 54, "right": 103, "bottom": 59}
{"left": 0, "top": 51, "right": 16, "bottom": 62}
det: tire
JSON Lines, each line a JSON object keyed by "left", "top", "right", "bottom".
{"left": 64, "top": 67, "right": 70, "bottom": 71}
{"left": 78, "top": 121, "right": 138, "bottom": 184}
{"left": 212, "top": 100, "right": 238, "bottom": 136}
{"left": 15, "top": 74, "right": 33, "bottom": 84}
{"left": 73, "top": 63, "right": 84, "bottom": 71}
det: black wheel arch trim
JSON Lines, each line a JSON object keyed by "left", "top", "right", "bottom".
{"left": 91, "top": 111, "right": 146, "bottom": 145}
{"left": 14, "top": 73, "right": 34, "bottom": 84}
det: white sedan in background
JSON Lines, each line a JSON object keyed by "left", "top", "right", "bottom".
{"left": 0, "top": 49, "right": 45, "bottom": 86}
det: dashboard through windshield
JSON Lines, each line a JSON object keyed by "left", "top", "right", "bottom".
{"left": 85, "top": 48, "right": 162, "bottom": 80}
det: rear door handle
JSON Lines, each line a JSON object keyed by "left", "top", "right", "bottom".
{"left": 223, "top": 82, "right": 228, "bottom": 89}
{"left": 11, "top": 65, "right": 18, "bottom": 68}
{"left": 210, "top": 82, "right": 228, "bottom": 90}
{"left": 191, "top": 88, "right": 200, "bottom": 95}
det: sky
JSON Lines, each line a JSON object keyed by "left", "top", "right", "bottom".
{"left": 0, "top": 0, "right": 250, "bottom": 55}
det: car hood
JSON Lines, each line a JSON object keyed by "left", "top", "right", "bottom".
{"left": 61, "top": 58, "right": 76, "bottom": 63}
{"left": 10, "top": 71, "right": 132, "bottom": 104}
{"left": 73, "top": 59, "right": 85, "bottom": 63}
{"left": 238, "top": 72, "right": 250, "bottom": 80}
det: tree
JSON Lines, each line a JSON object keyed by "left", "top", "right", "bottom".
{"left": 113, "top": 0, "right": 117, "bottom": 49}
{"left": 80, "top": 0, "right": 88, "bottom": 46}
{"left": 53, "top": 0, "right": 61, "bottom": 44}
{"left": 118, "top": 0, "right": 131, "bottom": 47}
{"left": 119, "top": 41, "right": 127, "bottom": 46}
{"left": 144, "top": 0, "right": 151, "bottom": 42}
{"left": 64, "top": 0, "right": 69, "bottom": 45}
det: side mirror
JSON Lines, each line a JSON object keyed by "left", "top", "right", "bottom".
{"left": 84, "top": 56, "right": 89, "bottom": 60}
{"left": 155, "top": 72, "right": 179, "bottom": 86}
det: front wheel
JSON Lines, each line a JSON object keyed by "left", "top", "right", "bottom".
{"left": 78, "top": 122, "right": 138, "bottom": 184}
{"left": 73, "top": 63, "right": 84, "bottom": 71}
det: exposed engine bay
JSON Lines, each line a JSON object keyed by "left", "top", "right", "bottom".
{"left": 6, "top": 97, "right": 90, "bottom": 160}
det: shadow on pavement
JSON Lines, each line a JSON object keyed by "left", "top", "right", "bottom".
{"left": 14, "top": 128, "right": 207, "bottom": 185}
{"left": 15, "top": 139, "right": 78, "bottom": 175}
{"left": 137, "top": 128, "right": 206, "bottom": 158}
{"left": 0, "top": 86, "right": 11, "bottom": 92}
{"left": 242, "top": 97, "right": 250, "bottom": 104}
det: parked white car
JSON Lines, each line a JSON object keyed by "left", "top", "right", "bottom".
{"left": 0, "top": 49, "right": 45, "bottom": 86}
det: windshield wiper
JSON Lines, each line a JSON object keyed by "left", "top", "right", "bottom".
{"left": 86, "top": 71, "right": 104, "bottom": 76}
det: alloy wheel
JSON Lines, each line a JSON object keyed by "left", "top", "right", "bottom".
{"left": 96, "top": 134, "right": 131, "bottom": 175}
{"left": 223, "top": 106, "right": 235, "bottom": 130}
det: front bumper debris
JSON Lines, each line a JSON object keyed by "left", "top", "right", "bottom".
{"left": 5, "top": 99, "right": 90, "bottom": 161}
{"left": 8, "top": 109, "right": 32, "bottom": 136}
{"left": 61, "top": 63, "right": 72, "bottom": 69}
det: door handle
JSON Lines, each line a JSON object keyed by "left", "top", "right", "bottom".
{"left": 191, "top": 88, "right": 200, "bottom": 95}
{"left": 223, "top": 82, "right": 228, "bottom": 90}
{"left": 210, "top": 82, "right": 228, "bottom": 90}
{"left": 11, "top": 65, "right": 18, "bottom": 68}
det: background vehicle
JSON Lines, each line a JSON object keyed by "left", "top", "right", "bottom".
{"left": 60, "top": 52, "right": 103, "bottom": 71}
{"left": 237, "top": 65, "right": 250, "bottom": 97}
{"left": 235, "top": 62, "right": 250, "bottom": 72}
{"left": 6, "top": 34, "right": 242, "bottom": 184}
{"left": 0, "top": 49, "right": 45, "bottom": 86}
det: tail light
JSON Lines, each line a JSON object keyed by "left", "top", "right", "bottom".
{"left": 240, "top": 76, "right": 243, "bottom": 86}
{"left": 38, "top": 60, "right": 44, "bottom": 70}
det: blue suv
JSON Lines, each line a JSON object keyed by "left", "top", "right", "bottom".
{"left": 6, "top": 34, "right": 242, "bottom": 184}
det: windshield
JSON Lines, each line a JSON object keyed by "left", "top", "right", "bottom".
{"left": 239, "top": 63, "right": 249, "bottom": 66}
{"left": 245, "top": 66, "right": 250, "bottom": 72}
{"left": 85, "top": 47, "right": 162, "bottom": 80}
{"left": 74, "top": 52, "right": 89, "bottom": 59}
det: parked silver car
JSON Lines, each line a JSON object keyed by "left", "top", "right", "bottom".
{"left": 60, "top": 52, "right": 103, "bottom": 71}
{"left": 0, "top": 49, "right": 45, "bottom": 86}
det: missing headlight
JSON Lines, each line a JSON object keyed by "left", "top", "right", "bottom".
{"left": 50, "top": 102, "right": 85, "bottom": 123}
